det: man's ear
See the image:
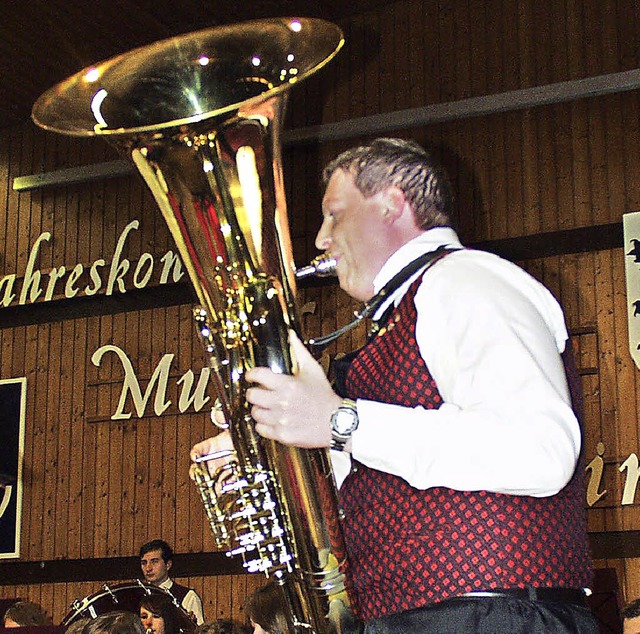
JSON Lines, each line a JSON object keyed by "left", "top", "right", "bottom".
{"left": 166, "top": 559, "right": 173, "bottom": 572}
{"left": 380, "top": 186, "right": 408, "bottom": 224}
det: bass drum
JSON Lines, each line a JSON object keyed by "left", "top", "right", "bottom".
{"left": 62, "top": 581, "right": 196, "bottom": 633}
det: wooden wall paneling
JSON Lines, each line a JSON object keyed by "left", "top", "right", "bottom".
{"left": 175, "top": 304, "right": 196, "bottom": 556}
{"left": 162, "top": 305, "right": 181, "bottom": 549}
{"left": 468, "top": 0, "right": 492, "bottom": 242}
{"left": 520, "top": 108, "right": 540, "bottom": 236}
{"left": 162, "top": 411, "right": 179, "bottom": 556}
{"left": 488, "top": 0, "right": 512, "bottom": 240}
{"left": 80, "top": 316, "right": 98, "bottom": 559}
{"left": 229, "top": 574, "right": 249, "bottom": 625}
{"left": 53, "top": 317, "right": 74, "bottom": 560}
{"left": 390, "top": 1, "right": 413, "bottom": 113}
{"left": 554, "top": 106, "right": 575, "bottom": 232}
{"left": 0, "top": 129, "right": 12, "bottom": 293}
{"left": 569, "top": 100, "right": 594, "bottom": 229}
{"left": 149, "top": 306, "right": 167, "bottom": 545}
{"left": 406, "top": 0, "right": 426, "bottom": 111}
{"left": 345, "top": 15, "right": 365, "bottom": 121}
{"left": 106, "top": 311, "right": 126, "bottom": 557}
{"left": 502, "top": 111, "right": 525, "bottom": 239}
{"left": 21, "top": 126, "right": 42, "bottom": 280}
{"left": 215, "top": 574, "right": 233, "bottom": 621}
{"left": 118, "top": 310, "right": 139, "bottom": 556}
{"left": 486, "top": 113, "right": 508, "bottom": 241}
{"left": 596, "top": 250, "right": 623, "bottom": 531}
{"left": 604, "top": 95, "right": 627, "bottom": 224}
{"left": 26, "top": 322, "right": 48, "bottom": 559}
{"left": 67, "top": 317, "right": 88, "bottom": 560}
{"left": 621, "top": 93, "right": 640, "bottom": 213}
{"left": 377, "top": 3, "right": 397, "bottom": 116}
{"left": 94, "top": 313, "right": 114, "bottom": 557}
{"left": 537, "top": 106, "right": 559, "bottom": 235}
{"left": 417, "top": 1, "right": 437, "bottom": 108}
{"left": 133, "top": 308, "right": 153, "bottom": 551}
{"left": 286, "top": 146, "right": 316, "bottom": 271}
{"left": 586, "top": 97, "right": 611, "bottom": 226}
{"left": 617, "top": 0, "right": 640, "bottom": 71}
{"left": 436, "top": 0, "right": 455, "bottom": 104}
{"left": 19, "top": 323, "right": 37, "bottom": 560}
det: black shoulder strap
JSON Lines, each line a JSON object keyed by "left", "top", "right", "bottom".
{"left": 308, "top": 246, "right": 459, "bottom": 349}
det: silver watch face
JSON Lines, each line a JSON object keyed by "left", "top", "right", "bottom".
{"left": 332, "top": 408, "right": 358, "bottom": 436}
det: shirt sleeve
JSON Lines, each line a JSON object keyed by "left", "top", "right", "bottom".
{"left": 349, "top": 252, "right": 582, "bottom": 497}
{"left": 182, "top": 589, "right": 205, "bottom": 625}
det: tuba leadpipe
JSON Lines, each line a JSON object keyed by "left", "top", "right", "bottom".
{"left": 32, "top": 18, "right": 356, "bottom": 634}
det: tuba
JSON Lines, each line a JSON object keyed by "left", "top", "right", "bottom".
{"left": 32, "top": 18, "right": 356, "bottom": 634}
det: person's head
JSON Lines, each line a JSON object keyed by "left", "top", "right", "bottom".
{"left": 65, "top": 617, "right": 92, "bottom": 634}
{"left": 623, "top": 598, "right": 640, "bottom": 634}
{"left": 318, "top": 137, "right": 454, "bottom": 301}
{"left": 139, "top": 540, "right": 173, "bottom": 585}
{"left": 139, "top": 594, "right": 180, "bottom": 634}
{"left": 3, "top": 600, "right": 51, "bottom": 627}
{"left": 82, "top": 612, "right": 145, "bottom": 634}
{"left": 244, "top": 583, "right": 288, "bottom": 634}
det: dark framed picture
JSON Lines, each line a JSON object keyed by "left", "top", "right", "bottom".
{"left": 0, "top": 377, "right": 26, "bottom": 559}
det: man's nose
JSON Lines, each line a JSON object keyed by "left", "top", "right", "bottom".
{"left": 315, "top": 218, "right": 331, "bottom": 251}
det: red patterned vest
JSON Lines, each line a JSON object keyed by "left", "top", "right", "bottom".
{"left": 337, "top": 274, "right": 593, "bottom": 621}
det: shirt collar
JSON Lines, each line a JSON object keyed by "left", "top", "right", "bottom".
{"left": 373, "top": 227, "right": 462, "bottom": 294}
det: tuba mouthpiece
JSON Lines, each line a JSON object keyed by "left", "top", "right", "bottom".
{"left": 295, "top": 255, "right": 337, "bottom": 279}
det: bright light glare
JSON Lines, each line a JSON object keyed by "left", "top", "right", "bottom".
{"left": 90, "top": 89, "right": 108, "bottom": 127}
{"left": 198, "top": 56, "right": 210, "bottom": 66}
{"left": 85, "top": 67, "right": 100, "bottom": 83}
{"left": 251, "top": 56, "right": 261, "bottom": 67}
{"left": 289, "top": 20, "right": 302, "bottom": 32}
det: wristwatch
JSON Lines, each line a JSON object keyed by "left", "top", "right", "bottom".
{"left": 330, "top": 398, "right": 359, "bottom": 451}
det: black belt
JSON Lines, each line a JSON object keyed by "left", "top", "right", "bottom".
{"left": 461, "top": 588, "right": 588, "bottom": 606}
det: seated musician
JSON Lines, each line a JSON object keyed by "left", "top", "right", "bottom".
{"left": 139, "top": 540, "right": 204, "bottom": 625}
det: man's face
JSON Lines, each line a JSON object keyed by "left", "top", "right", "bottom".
{"left": 625, "top": 616, "right": 640, "bottom": 634}
{"left": 140, "top": 548, "right": 171, "bottom": 585}
{"left": 317, "top": 169, "right": 395, "bottom": 302}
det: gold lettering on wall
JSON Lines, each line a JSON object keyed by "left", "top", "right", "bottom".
{"left": 0, "top": 220, "right": 185, "bottom": 308}
{"left": 90, "top": 345, "right": 211, "bottom": 420}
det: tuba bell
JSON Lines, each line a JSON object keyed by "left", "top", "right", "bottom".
{"left": 32, "top": 18, "right": 357, "bottom": 634}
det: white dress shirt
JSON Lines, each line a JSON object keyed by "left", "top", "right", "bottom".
{"left": 159, "top": 578, "right": 205, "bottom": 625}
{"left": 331, "top": 227, "right": 581, "bottom": 497}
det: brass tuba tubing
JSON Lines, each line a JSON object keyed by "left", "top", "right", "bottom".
{"left": 32, "top": 18, "right": 356, "bottom": 634}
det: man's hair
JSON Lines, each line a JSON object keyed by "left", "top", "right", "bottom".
{"left": 3, "top": 600, "right": 51, "bottom": 626}
{"left": 244, "top": 582, "right": 289, "bottom": 634}
{"left": 623, "top": 598, "right": 640, "bottom": 620}
{"left": 322, "top": 137, "right": 454, "bottom": 230}
{"left": 139, "top": 539, "right": 173, "bottom": 563}
{"left": 82, "top": 611, "right": 145, "bottom": 634}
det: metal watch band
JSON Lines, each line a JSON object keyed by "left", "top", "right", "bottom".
{"left": 330, "top": 398, "right": 358, "bottom": 452}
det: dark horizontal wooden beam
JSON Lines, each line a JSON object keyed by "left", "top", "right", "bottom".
{"left": 471, "top": 222, "right": 623, "bottom": 261}
{"left": 0, "top": 529, "right": 636, "bottom": 586}
{"left": 0, "top": 221, "right": 624, "bottom": 329}
{"left": 0, "top": 552, "right": 245, "bottom": 587}
{"left": 589, "top": 530, "right": 640, "bottom": 560}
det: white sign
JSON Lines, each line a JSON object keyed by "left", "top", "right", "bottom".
{"left": 624, "top": 212, "right": 640, "bottom": 370}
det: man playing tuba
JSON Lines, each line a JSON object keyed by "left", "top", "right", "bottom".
{"left": 192, "top": 137, "right": 599, "bottom": 634}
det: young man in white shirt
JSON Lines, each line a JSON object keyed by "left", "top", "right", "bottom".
{"left": 139, "top": 539, "right": 204, "bottom": 625}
